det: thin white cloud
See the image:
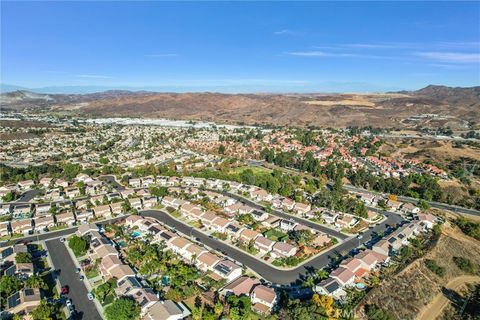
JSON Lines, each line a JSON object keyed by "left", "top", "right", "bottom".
{"left": 273, "top": 29, "right": 302, "bottom": 36}
{"left": 145, "top": 53, "right": 179, "bottom": 58}
{"left": 415, "top": 52, "right": 480, "bottom": 63}
{"left": 287, "top": 51, "right": 357, "bottom": 57}
{"left": 344, "top": 43, "right": 400, "bottom": 49}
{"left": 76, "top": 74, "right": 113, "bottom": 79}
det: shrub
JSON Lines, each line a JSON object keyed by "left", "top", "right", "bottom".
{"left": 68, "top": 235, "right": 89, "bottom": 256}
{"left": 453, "top": 257, "right": 477, "bottom": 274}
{"left": 424, "top": 259, "right": 445, "bottom": 277}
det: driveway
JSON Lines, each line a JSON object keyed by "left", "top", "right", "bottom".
{"left": 141, "top": 209, "right": 403, "bottom": 286}
{"left": 45, "top": 239, "right": 102, "bottom": 320}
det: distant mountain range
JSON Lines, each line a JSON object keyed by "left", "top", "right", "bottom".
{"left": 1, "top": 85, "right": 478, "bottom": 128}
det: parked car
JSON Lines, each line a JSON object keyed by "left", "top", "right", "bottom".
{"left": 66, "top": 299, "right": 72, "bottom": 307}
{"left": 87, "top": 293, "right": 94, "bottom": 301}
{"left": 61, "top": 286, "right": 69, "bottom": 295}
{"left": 75, "top": 268, "right": 81, "bottom": 274}
{"left": 60, "top": 237, "right": 66, "bottom": 243}
{"left": 79, "top": 275, "right": 84, "bottom": 281}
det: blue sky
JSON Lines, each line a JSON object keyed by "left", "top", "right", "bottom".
{"left": 1, "top": 1, "right": 479, "bottom": 93}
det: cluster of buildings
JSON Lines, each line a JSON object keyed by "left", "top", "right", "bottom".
{"left": 315, "top": 212, "right": 438, "bottom": 300}
{"left": 76, "top": 223, "right": 191, "bottom": 320}
{"left": 160, "top": 188, "right": 333, "bottom": 264}
{"left": 0, "top": 243, "right": 42, "bottom": 315}
{"left": 124, "top": 216, "right": 278, "bottom": 314}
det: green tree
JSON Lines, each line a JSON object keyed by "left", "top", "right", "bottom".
{"left": 218, "top": 144, "right": 226, "bottom": 154}
{"left": 149, "top": 186, "right": 168, "bottom": 197}
{"left": 15, "top": 252, "right": 33, "bottom": 263}
{"left": 25, "top": 275, "right": 48, "bottom": 290}
{"left": 68, "top": 235, "right": 89, "bottom": 256}
{"left": 104, "top": 298, "right": 140, "bottom": 320}
{"left": 31, "top": 301, "right": 56, "bottom": 320}
{"left": 0, "top": 275, "right": 22, "bottom": 298}
{"left": 2, "top": 191, "right": 16, "bottom": 202}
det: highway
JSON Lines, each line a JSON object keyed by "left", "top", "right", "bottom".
{"left": 45, "top": 239, "right": 102, "bottom": 320}
{"left": 141, "top": 209, "right": 403, "bottom": 286}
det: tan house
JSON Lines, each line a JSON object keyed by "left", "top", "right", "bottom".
{"left": 7, "top": 288, "right": 41, "bottom": 314}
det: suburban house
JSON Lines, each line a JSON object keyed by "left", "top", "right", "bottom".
{"left": 221, "top": 276, "right": 259, "bottom": 297}
{"left": 254, "top": 236, "right": 276, "bottom": 254}
{"left": 335, "top": 215, "right": 359, "bottom": 229}
{"left": 250, "top": 285, "right": 277, "bottom": 314}
{"left": 279, "top": 219, "right": 297, "bottom": 232}
{"left": 130, "top": 288, "right": 159, "bottom": 315}
{"left": 183, "top": 243, "right": 207, "bottom": 263}
{"left": 110, "top": 202, "right": 123, "bottom": 215}
{"left": 272, "top": 242, "right": 297, "bottom": 258}
{"left": 93, "top": 204, "right": 112, "bottom": 219}
{"left": 10, "top": 219, "right": 32, "bottom": 235}
{"left": 115, "top": 276, "right": 142, "bottom": 296}
{"left": 17, "top": 180, "right": 35, "bottom": 190}
{"left": 167, "top": 237, "right": 193, "bottom": 257}
{"left": 35, "top": 203, "right": 51, "bottom": 215}
{"left": 330, "top": 267, "right": 356, "bottom": 287}
{"left": 33, "top": 215, "right": 55, "bottom": 231}
{"left": 144, "top": 300, "right": 190, "bottom": 320}
{"left": 129, "top": 178, "right": 142, "bottom": 188}
{"left": 315, "top": 278, "right": 347, "bottom": 300}
{"left": 210, "top": 217, "right": 231, "bottom": 233}
{"left": 142, "top": 196, "right": 158, "bottom": 208}
{"left": 322, "top": 211, "right": 339, "bottom": 224}
{"left": 6, "top": 288, "right": 42, "bottom": 314}
{"left": 293, "top": 203, "right": 311, "bottom": 215}
{"left": 76, "top": 223, "right": 98, "bottom": 237}
{"left": 0, "top": 221, "right": 10, "bottom": 237}
{"left": 196, "top": 252, "right": 222, "bottom": 273}
{"left": 251, "top": 210, "right": 269, "bottom": 222}
{"left": 75, "top": 210, "right": 94, "bottom": 223}
{"left": 239, "top": 228, "right": 260, "bottom": 243}
{"left": 128, "top": 197, "right": 143, "bottom": 210}
{"left": 55, "top": 211, "right": 76, "bottom": 226}
{"left": 212, "top": 259, "right": 242, "bottom": 282}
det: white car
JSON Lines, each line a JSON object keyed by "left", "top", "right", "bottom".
{"left": 66, "top": 299, "right": 72, "bottom": 307}
{"left": 87, "top": 293, "right": 94, "bottom": 301}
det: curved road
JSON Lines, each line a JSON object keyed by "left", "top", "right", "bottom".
{"left": 141, "top": 209, "right": 402, "bottom": 286}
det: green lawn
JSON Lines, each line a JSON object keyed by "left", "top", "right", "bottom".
{"left": 264, "top": 229, "right": 288, "bottom": 241}
{"left": 85, "top": 267, "right": 100, "bottom": 279}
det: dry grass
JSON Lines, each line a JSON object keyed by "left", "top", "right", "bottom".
{"left": 356, "top": 220, "right": 480, "bottom": 320}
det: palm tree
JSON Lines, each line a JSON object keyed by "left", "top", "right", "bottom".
{"left": 315, "top": 268, "right": 329, "bottom": 281}
{"left": 25, "top": 275, "right": 47, "bottom": 290}
{"left": 302, "top": 276, "right": 315, "bottom": 288}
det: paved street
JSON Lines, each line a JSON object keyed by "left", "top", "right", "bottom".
{"left": 218, "top": 189, "right": 349, "bottom": 240}
{"left": 15, "top": 189, "right": 43, "bottom": 202}
{"left": 45, "top": 239, "right": 102, "bottom": 320}
{"left": 141, "top": 209, "right": 403, "bottom": 286}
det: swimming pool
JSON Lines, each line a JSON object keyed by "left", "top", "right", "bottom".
{"left": 131, "top": 231, "right": 141, "bottom": 237}
{"left": 355, "top": 283, "right": 367, "bottom": 290}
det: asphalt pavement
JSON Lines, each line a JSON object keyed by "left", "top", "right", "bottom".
{"left": 217, "top": 189, "right": 348, "bottom": 240}
{"left": 15, "top": 189, "right": 43, "bottom": 202}
{"left": 141, "top": 209, "right": 403, "bottom": 286}
{"left": 45, "top": 239, "right": 102, "bottom": 320}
